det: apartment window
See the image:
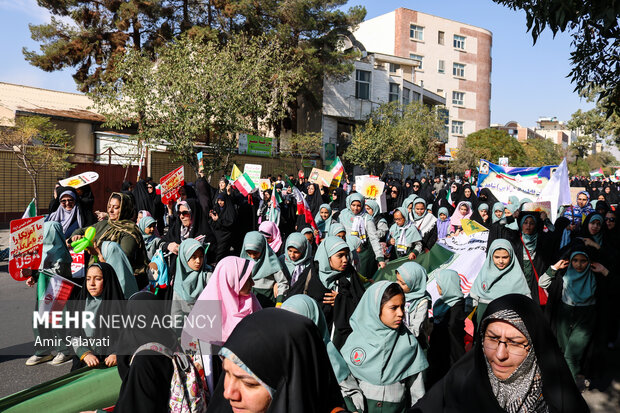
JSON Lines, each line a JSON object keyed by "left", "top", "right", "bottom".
{"left": 452, "top": 91, "right": 464, "bottom": 106}
{"left": 389, "top": 83, "right": 400, "bottom": 102}
{"left": 355, "top": 70, "right": 371, "bottom": 100}
{"left": 438, "top": 60, "right": 445, "bottom": 73}
{"left": 451, "top": 120, "right": 464, "bottom": 135}
{"left": 411, "top": 91, "right": 421, "bottom": 102}
{"left": 453, "top": 62, "right": 465, "bottom": 77}
{"left": 389, "top": 63, "right": 400, "bottom": 73}
{"left": 454, "top": 35, "right": 466, "bottom": 50}
{"left": 438, "top": 31, "right": 445, "bottom": 45}
{"left": 403, "top": 87, "right": 410, "bottom": 106}
{"left": 409, "top": 54, "right": 423, "bottom": 70}
{"left": 410, "top": 24, "right": 424, "bottom": 41}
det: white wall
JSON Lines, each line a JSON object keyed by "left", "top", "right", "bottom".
{"left": 353, "top": 12, "right": 396, "bottom": 55}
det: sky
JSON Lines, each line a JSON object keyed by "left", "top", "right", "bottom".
{"left": 0, "top": 0, "right": 593, "bottom": 128}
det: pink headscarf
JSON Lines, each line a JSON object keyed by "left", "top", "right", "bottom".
{"left": 449, "top": 201, "right": 473, "bottom": 227}
{"left": 258, "top": 221, "right": 282, "bottom": 253}
{"left": 184, "top": 257, "right": 261, "bottom": 343}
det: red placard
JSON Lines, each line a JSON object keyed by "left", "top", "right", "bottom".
{"left": 9, "top": 216, "right": 45, "bottom": 281}
{"left": 464, "top": 169, "right": 471, "bottom": 178}
{"left": 71, "top": 251, "right": 85, "bottom": 278}
{"left": 160, "top": 166, "right": 185, "bottom": 204}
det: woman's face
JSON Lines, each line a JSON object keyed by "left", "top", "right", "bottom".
{"left": 144, "top": 224, "right": 155, "bottom": 235}
{"left": 219, "top": 180, "right": 227, "bottom": 190}
{"left": 588, "top": 219, "right": 602, "bottom": 235}
{"left": 605, "top": 212, "right": 616, "bottom": 230}
{"left": 137, "top": 211, "right": 143, "bottom": 223}
{"left": 395, "top": 272, "right": 410, "bottom": 293}
{"left": 480, "top": 209, "right": 488, "bottom": 219}
{"left": 414, "top": 203, "right": 425, "bottom": 216}
{"left": 60, "top": 195, "right": 75, "bottom": 211}
{"left": 108, "top": 197, "right": 121, "bottom": 220}
{"left": 379, "top": 293, "right": 405, "bottom": 329}
{"left": 439, "top": 213, "right": 447, "bottom": 220}
{"left": 335, "top": 231, "right": 346, "bottom": 240}
{"left": 597, "top": 194, "right": 605, "bottom": 201}
{"left": 217, "top": 199, "right": 225, "bottom": 208}
{"left": 307, "top": 185, "right": 315, "bottom": 195}
{"left": 571, "top": 254, "right": 589, "bottom": 272}
{"left": 350, "top": 201, "right": 362, "bottom": 215}
{"left": 320, "top": 208, "right": 330, "bottom": 220}
{"left": 239, "top": 277, "right": 254, "bottom": 296}
{"left": 605, "top": 187, "right": 611, "bottom": 194}
{"left": 494, "top": 209, "right": 503, "bottom": 219}
{"left": 222, "top": 358, "right": 271, "bottom": 413}
{"left": 464, "top": 188, "right": 472, "bottom": 197}
{"left": 86, "top": 266, "right": 104, "bottom": 297}
{"left": 504, "top": 208, "right": 513, "bottom": 217}
{"left": 328, "top": 249, "right": 349, "bottom": 272}
{"left": 412, "top": 183, "right": 420, "bottom": 192}
{"left": 459, "top": 205, "right": 469, "bottom": 215}
{"left": 187, "top": 248, "right": 204, "bottom": 271}
{"left": 492, "top": 248, "right": 511, "bottom": 270}
{"left": 287, "top": 247, "right": 302, "bottom": 262}
{"left": 576, "top": 194, "right": 589, "bottom": 207}
{"left": 393, "top": 210, "right": 405, "bottom": 227}
{"left": 179, "top": 205, "right": 192, "bottom": 227}
{"left": 483, "top": 320, "right": 530, "bottom": 381}
{"left": 451, "top": 184, "right": 458, "bottom": 192}
{"left": 332, "top": 191, "right": 338, "bottom": 199}
{"left": 522, "top": 216, "right": 536, "bottom": 235}
{"left": 304, "top": 232, "right": 313, "bottom": 242}
{"left": 364, "top": 205, "right": 374, "bottom": 216}
{"left": 147, "top": 184, "right": 154, "bottom": 193}
{"left": 246, "top": 250, "right": 261, "bottom": 261}
{"left": 391, "top": 187, "right": 399, "bottom": 199}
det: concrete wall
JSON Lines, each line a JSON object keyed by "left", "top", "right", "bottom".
{"left": 352, "top": 12, "right": 396, "bottom": 55}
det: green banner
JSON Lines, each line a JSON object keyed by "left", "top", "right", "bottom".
{"left": 372, "top": 244, "right": 455, "bottom": 283}
{"left": 246, "top": 134, "right": 273, "bottom": 157}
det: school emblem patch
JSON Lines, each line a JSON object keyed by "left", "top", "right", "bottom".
{"left": 350, "top": 348, "right": 366, "bottom": 366}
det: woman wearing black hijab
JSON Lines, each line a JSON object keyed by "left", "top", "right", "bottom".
{"left": 457, "top": 184, "right": 479, "bottom": 209}
{"left": 330, "top": 187, "right": 347, "bottom": 220}
{"left": 208, "top": 308, "right": 345, "bottom": 412}
{"left": 209, "top": 193, "right": 238, "bottom": 262}
{"left": 133, "top": 179, "right": 155, "bottom": 216}
{"left": 411, "top": 294, "right": 588, "bottom": 413}
{"left": 387, "top": 182, "right": 405, "bottom": 214}
{"left": 296, "top": 183, "right": 322, "bottom": 230}
{"left": 478, "top": 188, "right": 500, "bottom": 208}
{"left": 114, "top": 291, "right": 179, "bottom": 413}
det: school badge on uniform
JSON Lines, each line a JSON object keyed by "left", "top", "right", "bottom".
{"left": 350, "top": 348, "right": 366, "bottom": 366}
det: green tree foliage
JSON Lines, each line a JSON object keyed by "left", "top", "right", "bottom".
{"left": 91, "top": 34, "right": 304, "bottom": 176}
{"left": 568, "top": 152, "right": 618, "bottom": 176}
{"left": 521, "top": 137, "right": 563, "bottom": 166}
{"left": 449, "top": 128, "right": 527, "bottom": 173}
{"left": 284, "top": 132, "right": 323, "bottom": 170}
{"left": 344, "top": 101, "right": 446, "bottom": 176}
{"left": 491, "top": 0, "right": 620, "bottom": 116}
{"left": 25, "top": 0, "right": 366, "bottom": 101}
{"left": 0, "top": 116, "right": 73, "bottom": 212}
{"left": 567, "top": 89, "right": 620, "bottom": 153}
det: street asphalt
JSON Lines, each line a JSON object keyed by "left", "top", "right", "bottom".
{"left": 0, "top": 228, "right": 618, "bottom": 410}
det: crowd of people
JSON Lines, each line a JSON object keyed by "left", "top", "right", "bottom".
{"left": 22, "top": 169, "right": 620, "bottom": 412}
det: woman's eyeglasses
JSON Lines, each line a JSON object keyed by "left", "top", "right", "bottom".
{"left": 605, "top": 217, "right": 616, "bottom": 222}
{"left": 179, "top": 210, "right": 191, "bottom": 217}
{"left": 483, "top": 334, "right": 530, "bottom": 356}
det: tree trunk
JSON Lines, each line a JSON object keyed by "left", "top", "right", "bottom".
{"left": 29, "top": 172, "right": 38, "bottom": 215}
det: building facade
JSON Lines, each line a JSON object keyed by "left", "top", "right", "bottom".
{"left": 490, "top": 121, "right": 546, "bottom": 142}
{"left": 536, "top": 117, "right": 573, "bottom": 148}
{"left": 352, "top": 7, "right": 492, "bottom": 154}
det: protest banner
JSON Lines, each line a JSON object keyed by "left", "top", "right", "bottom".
{"left": 59, "top": 172, "right": 99, "bottom": 189}
{"left": 244, "top": 164, "right": 262, "bottom": 183}
{"left": 460, "top": 219, "right": 488, "bottom": 236}
{"left": 308, "top": 168, "right": 334, "bottom": 187}
{"left": 70, "top": 251, "right": 85, "bottom": 278}
{"left": 9, "top": 216, "right": 45, "bottom": 281}
{"left": 258, "top": 179, "right": 272, "bottom": 192}
{"left": 160, "top": 166, "right": 184, "bottom": 204}
{"left": 242, "top": 134, "right": 273, "bottom": 157}
{"left": 477, "top": 159, "right": 557, "bottom": 203}
{"left": 522, "top": 201, "right": 552, "bottom": 216}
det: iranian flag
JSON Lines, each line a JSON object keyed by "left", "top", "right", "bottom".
{"left": 328, "top": 157, "right": 344, "bottom": 191}
{"left": 37, "top": 270, "right": 78, "bottom": 316}
{"left": 267, "top": 185, "right": 282, "bottom": 225}
{"left": 287, "top": 179, "right": 319, "bottom": 236}
{"left": 234, "top": 173, "right": 256, "bottom": 196}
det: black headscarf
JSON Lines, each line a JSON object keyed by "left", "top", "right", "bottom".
{"left": 209, "top": 308, "right": 345, "bottom": 412}
{"left": 305, "top": 183, "right": 323, "bottom": 217}
{"left": 411, "top": 294, "right": 588, "bottom": 413}
{"left": 387, "top": 182, "right": 405, "bottom": 213}
{"left": 457, "top": 184, "right": 479, "bottom": 209}
{"left": 133, "top": 179, "right": 154, "bottom": 215}
{"left": 330, "top": 187, "right": 347, "bottom": 215}
{"left": 478, "top": 188, "right": 500, "bottom": 208}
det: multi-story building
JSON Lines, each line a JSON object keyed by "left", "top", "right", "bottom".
{"left": 490, "top": 121, "right": 545, "bottom": 142}
{"left": 536, "top": 117, "right": 574, "bottom": 148}
{"left": 352, "top": 7, "right": 492, "bottom": 154}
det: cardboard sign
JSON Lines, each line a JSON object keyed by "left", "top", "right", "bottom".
{"left": 9, "top": 216, "right": 45, "bottom": 281}
{"left": 239, "top": 134, "right": 273, "bottom": 157}
{"left": 59, "top": 172, "right": 99, "bottom": 188}
{"left": 308, "top": 168, "right": 334, "bottom": 187}
{"left": 244, "top": 164, "right": 262, "bottom": 184}
{"left": 358, "top": 177, "right": 385, "bottom": 200}
{"left": 71, "top": 251, "right": 85, "bottom": 278}
{"left": 160, "top": 166, "right": 185, "bottom": 204}
{"left": 522, "top": 201, "right": 552, "bottom": 217}
{"left": 258, "top": 179, "right": 272, "bottom": 192}
{"left": 197, "top": 152, "right": 204, "bottom": 173}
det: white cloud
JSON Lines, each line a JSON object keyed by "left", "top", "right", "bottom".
{"left": 0, "top": 0, "right": 52, "bottom": 23}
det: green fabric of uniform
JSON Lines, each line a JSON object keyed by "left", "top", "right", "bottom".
{"left": 470, "top": 239, "right": 530, "bottom": 304}
{"left": 241, "top": 231, "right": 283, "bottom": 281}
{"left": 280, "top": 232, "right": 312, "bottom": 279}
{"left": 0, "top": 366, "right": 121, "bottom": 413}
{"left": 329, "top": 222, "right": 347, "bottom": 237}
{"left": 555, "top": 301, "right": 595, "bottom": 378}
{"left": 315, "top": 204, "right": 333, "bottom": 236}
{"left": 37, "top": 222, "right": 72, "bottom": 300}
{"left": 365, "top": 199, "right": 380, "bottom": 218}
{"left": 563, "top": 251, "right": 596, "bottom": 306}
{"left": 100, "top": 241, "right": 139, "bottom": 299}
{"left": 315, "top": 236, "right": 350, "bottom": 289}
{"left": 588, "top": 214, "right": 604, "bottom": 245}
{"left": 432, "top": 269, "right": 464, "bottom": 322}
{"left": 492, "top": 202, "right": 505, "bottom": 223}
{"left": 341, "top": 281, "right": 428, "bottom": 386}
{"left": 174, "top": 238, "right": 208, "bottom": 303}
{"left": 520, "top": 214, "right": 539, "bottom": 252}
{"left": 390, "top": 207, "right": 422, "bottom": 251}
{"left": 396, "top": 262, "right": 430, "bottom": 313}
{"left": 282, "top": 295, "right": 351, "bottom": 383}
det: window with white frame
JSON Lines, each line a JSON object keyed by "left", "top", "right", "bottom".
{"left": 452, "top": 91, "right": 464, "bottom": 106}
{"left": 389, "top": 63, "right": 400, "bottom": 73}
{"left": 355, "top": 70, "right": 371, "bottom": 100}
{"left": 451, "top": 120, "right": 464, "bottom": 135}
{"left": 453, "top": 62, "right": 465, "bottom": 77}
{"left": 409, "top": 54, "right": 423, "bottom": 70}
{"left": 453, "top": 35, "right": 466, "bottom": 50}
{"left": 410, "top": 24, "right": 424, "bottom": 41}
{"left": 403, "top": 87, "right": 410, "bottom": 106}
{"left": 389, "top": 83, "right": 400, "bottom": 102}
{"left": 438, "top": 60, "right": 445, "bottom": 73}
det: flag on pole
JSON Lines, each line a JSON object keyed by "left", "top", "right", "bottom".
{"left": 234, "top": 173, "right": 256, "bottom": 196}
{"left": 536, "top": 158, "right": 571, "bottom": 222}
{"left": 589, "top": 167, "right": 604, "bottom": 177}
{"left": 37, "top": 271, "right": 78, "bottom": 317}
{"left": 328, "top": 157, "right": 344, "bottom": 191}
{"left": 287, "top": 178, "right": 319, "bottom": 237}
{"left": 231, "top": 164, "right": 243, "bottom": 181}
{"left": 267, "top": 185, "right": 282, "bottom": 225}
{"left": 22, "top": 199, "right": 36, "bottom": 218}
